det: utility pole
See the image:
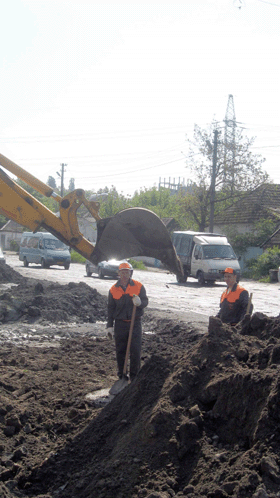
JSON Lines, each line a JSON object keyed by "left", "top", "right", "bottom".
{"left": 209, "top": 129, "right": 219, "bottom": 233}
{"left": 57, "top": 163, "right": 67, "bottom": 197}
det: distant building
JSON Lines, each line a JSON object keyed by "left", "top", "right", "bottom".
{"left": 214, "top": 184, "right": 280, "bottom": 235}
{"left": 78, "top": 217, "right": 97, "bottom": 243}
{"left": 260, "top": 225, "right": 280, "bottom": 251}
{"left": 0, "top": 220, "right": 24, "bottom": 250}
{"left": 213, "top": 184, "right": 280, "bottom": 270}
{"left": 161, "top": 217, "right": 181, "bottom": 233}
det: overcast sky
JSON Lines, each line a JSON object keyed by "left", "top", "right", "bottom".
{"left": 0, "top": 0, "right": 279, "bottom": 197}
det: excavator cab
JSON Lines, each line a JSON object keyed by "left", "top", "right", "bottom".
{"left": 0, "top": 154, "right": 183, "bottom": 278}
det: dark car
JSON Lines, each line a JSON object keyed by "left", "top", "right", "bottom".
{"left": 85, "top": 259, "right": 127, "bottom": 279}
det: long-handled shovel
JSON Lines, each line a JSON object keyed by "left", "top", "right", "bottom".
{"left": 109, "top": 304, "right": 137, "bottom": 395}
{"left": 247, "top": 292, "right": 253, "bottom": 314}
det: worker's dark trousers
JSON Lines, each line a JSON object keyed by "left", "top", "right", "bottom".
{"left": 114, "top": 319, "right": 142, "bottom": 380}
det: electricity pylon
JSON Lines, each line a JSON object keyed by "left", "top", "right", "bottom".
{"left": 224, "top": 94, "right": 236, "bottom": 191}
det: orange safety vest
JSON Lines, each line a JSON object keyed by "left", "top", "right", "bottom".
{"left": 107, "top": 278, "right": 148, "bottom": 325}
{"left": 110, "top": 279, "right": 143, "bottom": 300}
{"left": 218, "top": 283, "right": 249, "bottom": 325}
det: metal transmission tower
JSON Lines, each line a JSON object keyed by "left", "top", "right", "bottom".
{"left": 224, "top": 94, "right": 236, "bottom": 191}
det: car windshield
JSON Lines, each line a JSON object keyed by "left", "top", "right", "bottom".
{"left": 203, "top": 245, "right": 237, "bottom": 259}
{"left": 44, "top": 239, "right": 69, "bottom": 251}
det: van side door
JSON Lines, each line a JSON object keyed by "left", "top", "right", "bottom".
{"left": 28, "top": 236, "right": 40, "bottom": 263}
{"left": 191, "top": 244, "right": 203, "bottom": 277}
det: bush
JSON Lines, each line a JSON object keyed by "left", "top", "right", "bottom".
{"left": 129, "top": 259, "right": 147, "bottom": 271}
{"left": 244, "top": 246, "right": 280, "bottom": 280}
{"left": 70, "top": 251, "right": 86, "bottom": 264}
{"left": 10, "top": 240, "right": 19, "bottom": 253}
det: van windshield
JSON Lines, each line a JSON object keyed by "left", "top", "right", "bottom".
{"left": 44, "top": 239, "right": 69, "bottom": 251}
{"left": 203, "top": 245, "right": 237, "bottom": 260}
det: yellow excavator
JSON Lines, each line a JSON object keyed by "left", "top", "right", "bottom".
{"left": 0, "top": 154, "right": 183, "bottom": 277}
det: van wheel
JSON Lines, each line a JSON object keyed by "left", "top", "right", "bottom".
{"left": 64, "top": 264, "right": 70, "bottom": 270}
{"left": 41, "top": 258, "right": 48, "bottom": 269}
{"left": 23, "top": 257, "right": 29, "bottom": 267}
{"left": 197, "top": 271, "right": 205, "bottom": 286}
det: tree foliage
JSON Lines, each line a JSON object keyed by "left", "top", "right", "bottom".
{"left": 130, "top": 187, "right": 191, "bottom": 228}
{"left": 245, "top": 246, "right": 280, "bottom": 280}
{"left": 47, "top": 176, "right": 57, "bottom": 189}
{"left": 222, "top": 218, "right": 277, "bottom": 256}
{"left": 16, "top": 179, "right": 59, "bottom": 212}
{"left": 181, "top": 120, "right": 269, "bottom": 231}
{"left": 68, "top": 178, "right": 75, "bottom": 192}
{"left": 85, "top": 185, "right": 188, "bottom": 229}
{"left": 0, "top": 213, "right": 7, "bottom": 228}
{"left": 96, "top": 186, "right": 130, "bottom": 218}
{"left": 131, "top": 187, "right": 173, "bottom": 217}
{"left": 77, "top": 187, "right": 130, "bottom": 219}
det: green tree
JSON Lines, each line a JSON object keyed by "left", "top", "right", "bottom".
{"left": 245, "top": 246, "right": 280, "bottom": 280}
{"left": 85, "top": 186, "right": 188, "bottom": 229}
{"left": 0, "top": 213, "right": 7, "bottom": 228}
{"left": 182, "top": 120, "right": 269, "bottom": 231}
{"left": 130, "top": 186, "right": 188, "bottom": 228}
{"left": 16, "top": 179, "right": 58, "bottom": 212}
{"left": 88, "top": 187, "right": 130, "bottom": 218}
{"left": 220, "top": 218, "right": 277, "bottom": 257}
{"left": 47, "top": 176, "right": 57, "bottom": 189}
{"left": 68, "top": 178, "right": 75, "bottom": 192}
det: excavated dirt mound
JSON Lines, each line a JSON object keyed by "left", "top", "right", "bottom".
{"left": 0, "top": 262, "right": 26, "bottom": 285}
{"left": 1, "top": 263, "right": 280, "bottom": 498}
{"left": 0, "top": 262, "right": 107, "bottom": 324}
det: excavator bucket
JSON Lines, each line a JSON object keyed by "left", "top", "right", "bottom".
{"left": 93, "top": 207, "right": 183, "bottom": 277}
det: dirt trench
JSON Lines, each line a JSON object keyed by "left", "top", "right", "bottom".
{"left": 1, "top": 262, "right": 280, "bottom": 498}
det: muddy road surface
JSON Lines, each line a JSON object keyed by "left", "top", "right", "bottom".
{"left": 5, "top": 253, "right": 280, "bottom": 328}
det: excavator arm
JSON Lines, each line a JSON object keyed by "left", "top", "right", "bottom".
{"left": 0, "top": 154, "right": 183, "bottom": 276}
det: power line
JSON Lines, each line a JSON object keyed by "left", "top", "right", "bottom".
{"left": 252, "top": 144, "right": 280, "bottom": 149}
{"left": 0, "top": 126, "right": 194, "bottom": 143}
{"left": 257, "top": 0, "right": 280, "bottom": 6}
{"left": 13, "top": 142, "right": 187, "bottom": 163}
{"left": 67, "top": 156, "right": 186, "bottom": 181}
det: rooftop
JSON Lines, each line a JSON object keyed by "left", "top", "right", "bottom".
{"left": 214, "top": 184, "right": 280, "bottom": 225}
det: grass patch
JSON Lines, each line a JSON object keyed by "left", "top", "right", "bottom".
{"left": 71, "top": 251, "right": 86, "bottom": 264}
{"left": 70, "top": 253, "right": 147, "bottom": 270}
{"left": 129, "top": 259, "right": 147, "bottom": 270}
{"left": 259, "top": 276, "right": 270, "bottom": 283}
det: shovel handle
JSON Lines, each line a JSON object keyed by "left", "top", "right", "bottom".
{"left": 123, "top": 304, "right": 137, "bottom": 376}
{"left": 246, "top": 292, "right": 253, "bottom": 314}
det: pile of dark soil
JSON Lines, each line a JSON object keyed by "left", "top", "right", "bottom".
{"left": 1, "top": 263, "right": 280, "bottom": 498}
{"left": 0, "top": 262, "right": 26, "bottom": 285}
{"left": 0, "top": 264, "right": 107, "bottom": 324}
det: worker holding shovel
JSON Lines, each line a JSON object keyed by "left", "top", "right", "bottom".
{"left": 217, "top": 267, "right": 253, "bottom": 326}
{"left": 107, "top": 262, "right": 148, "bottom": 394}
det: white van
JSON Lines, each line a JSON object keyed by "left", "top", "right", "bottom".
{"left": 19, "top": 232, "right": 71, "bottom": 270}
{"left": 172, "top": 231, "right": 241, "bottom": 284}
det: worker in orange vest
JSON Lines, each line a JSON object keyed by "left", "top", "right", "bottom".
{"left": 106, "top": 262, "right": 148, "bottom": 381}
{"left": 217, "top": 267, "right": 251, "bottom": 326}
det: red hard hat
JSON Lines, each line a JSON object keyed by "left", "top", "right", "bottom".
{"left": 223, "top": 267, "right": 236, "bottom": 274}
{"left": 119, "top": 262, "right": 133, "bottom": 271}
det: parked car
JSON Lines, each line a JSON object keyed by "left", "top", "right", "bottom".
{"left": 85, "top": 259, "right": 127, "bottom": 279}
